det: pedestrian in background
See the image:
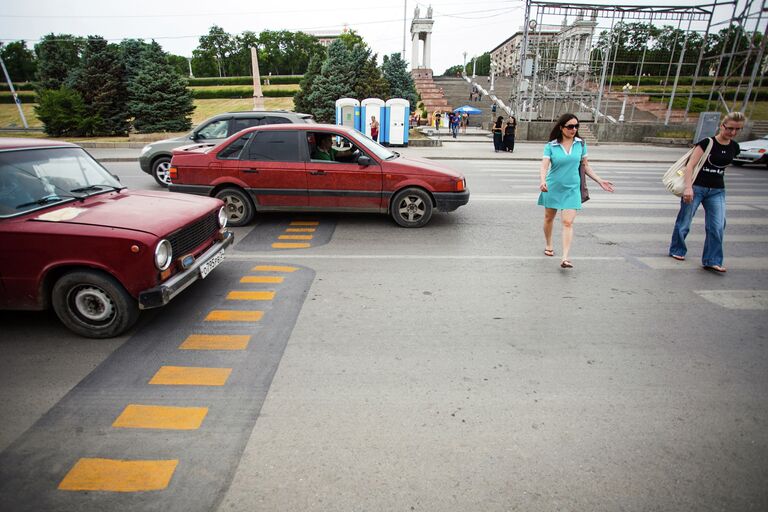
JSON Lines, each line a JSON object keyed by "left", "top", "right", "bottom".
{"left": 450, "top": 112, "right": 460, "bottom": 138}
{"left": 370, "top": 116, "right": 379, "bottom": 142}
{"left": 461, "top": 112, "right": 469, "bottom": 134}
{"left": 668, "top": 111, "right": 746, "bottom": 273}
{"left": 492, "top": 116, "right": 503, "bottom": 152}
{"left": 538, "top": 113, "right": 614, "bottom": 268}
{"left": 503, "top": 116, "right": 516, "bottom": 152}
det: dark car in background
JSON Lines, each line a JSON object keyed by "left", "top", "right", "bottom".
{"left": 139, "top": 110, "right": 314, "bottom": 187}
{"left": 0, "top": 139, "right": 233, "bottom": 338}
{"left": 168, "top": 124, "right": 469, "bottom": 228}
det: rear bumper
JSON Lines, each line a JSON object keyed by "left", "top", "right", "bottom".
{"left": 433, "top": 190, "right": 470, "bottom": 212}
{"left": 138, "top": 230, "right": 234, "bottom": 309}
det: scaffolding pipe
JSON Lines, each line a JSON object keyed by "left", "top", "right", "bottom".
{"left": 665, "top": 17, "right": 692, "bottom": 126}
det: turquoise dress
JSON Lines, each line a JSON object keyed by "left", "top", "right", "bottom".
{"left": 537, "top": 137, "right": 587, "bottom": 210}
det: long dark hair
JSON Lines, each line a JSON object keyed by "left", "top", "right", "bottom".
{"left": 549, "top": 113, "right": 579, "bottom": 142}
{"left": 495, "top": 116, "right": 503, "bottom": 128}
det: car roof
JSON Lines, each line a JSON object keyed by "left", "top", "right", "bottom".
{"left": 214, "top": 111, "right": 311, "bottom": 118}
{"left": 0, "top": 138, "right": 79, "bottom": 151}
{"left": 239, "top": 123, "right": 352, "bottom": 134}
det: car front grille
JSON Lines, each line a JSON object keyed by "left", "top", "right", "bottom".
{"left": 168, "top": 211, "right": 218, "bottom": 257}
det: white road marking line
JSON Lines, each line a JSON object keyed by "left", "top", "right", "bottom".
{"left": 580, "top": 216, "right": 768, "bottom": 225}
{"left": 595, "top": 233, "right": 768, "bottom": 242}
{"left": 637, "top": 256, "right": 768, "bottom": 269}
{"left": 694, "top": 290, "right": 768, "bottom": 310}
{"left": 225, "top": 253, "right": 625, "bottom": 261}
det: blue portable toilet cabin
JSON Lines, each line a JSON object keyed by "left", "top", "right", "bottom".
{"left": 361, "top": 98, "right": 386, "bottom": 142}
{"left": 335, "top": 98, "right": 361, "bottom": 131}
{"left": 384, "top": 98, "right": 410, "bottom": 147}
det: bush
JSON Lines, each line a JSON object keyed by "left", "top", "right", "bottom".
{"left": 187, "top": 75, "right": 302, "bottom": 86}
{"left": 34, "top": 87, "right": 100, "bottom": 137}
{"left": 190, "top": 87, "right": 295, "bottom": 99}
{"left": 0, "top": 82, "right": 35, "bottom": 91}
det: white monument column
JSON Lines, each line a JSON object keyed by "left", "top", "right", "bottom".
{"left": 423, "top": 33, "right": 432, "bottom": 69}
{"left": 412, "top": 33, "right": 420, "bottom": 68}
{"left": 410, "top": 4, "right": 434, "bottom": 71}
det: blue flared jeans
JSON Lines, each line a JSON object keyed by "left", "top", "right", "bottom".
{"left": 669, "top": 185, "right": 726, "bottom": 266}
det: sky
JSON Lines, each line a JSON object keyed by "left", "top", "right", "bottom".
{"left": 0, "top": 0, "right": 752, "bottom": 75}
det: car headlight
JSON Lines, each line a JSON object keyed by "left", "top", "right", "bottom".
{"left": 218, "top": 206, "right": 228, "bottom": 228}
{"left": 154, "top": 239, "right": 172, "bottom": 270}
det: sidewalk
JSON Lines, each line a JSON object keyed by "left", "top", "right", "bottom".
{"left": 86, "top": 138, "right": 684, "bottom": 164}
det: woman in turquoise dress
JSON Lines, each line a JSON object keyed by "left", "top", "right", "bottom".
{"left": 538, "top": 113, "right": 614, "bottom": 268}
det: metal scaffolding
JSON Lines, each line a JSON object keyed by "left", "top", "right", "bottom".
{"left": 510, "top": 0, "right": 767, "bottom": 125}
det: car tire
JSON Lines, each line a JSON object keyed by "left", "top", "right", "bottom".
{"left": 391, "top": 187, "right": 433, "bottom": 228}
{"left": 152, "top": 156, "right": 172, "bottom": 187}
{"left": 52, "top": 270, "right": 139, "bottom": 339}
{"left": 215, "top": 187, "right": 255, "bottom": 227}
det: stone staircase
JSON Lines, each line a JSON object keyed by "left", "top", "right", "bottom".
{"left": 577, "top": 123, "right": 598, "bottom": 145}
{"left": 411, "top": 69, "right": 449, "bottom": 121}
{"left": 749, "top": 120, "right": 768, "bottom": 138}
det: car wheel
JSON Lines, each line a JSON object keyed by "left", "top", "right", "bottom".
{"left": 52, "top": 270, "right": 139, "bottom": 338}
{"left": 152, "top": 157, "right": 172, "bottom": 187}
{"left": 391, "top": 187, "right": 433, "bottom": 228}
{"left": 215, "top": 187, "right": 255, "bottom": 227}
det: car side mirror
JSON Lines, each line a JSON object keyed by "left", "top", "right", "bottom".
{"left": 190, "top": 133, "right": 197, "bottom": 141}
{"left": 357, "top": 155, "right": 372, "bottom": 167}
{"left": 111, "top": 173, "right": 121, "bottom": 182}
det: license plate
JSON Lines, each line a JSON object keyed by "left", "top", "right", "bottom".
{"left": 199, "top": 249, "right": 225, "bottom": 279}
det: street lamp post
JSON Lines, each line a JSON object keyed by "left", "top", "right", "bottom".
{"left": 472, "top": 57, "right": 476, "bottom": 78}
{"left": 618, "top": 83, "right": 632, "bottom": 122}
{"left": 463, "top": 51, "right": 467, "bottom": 77}
{"left": 490, "top": 61, "right": 496, "bottom": 93}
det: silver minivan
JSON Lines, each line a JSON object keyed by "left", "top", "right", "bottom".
{"left": 139, "top": 111, "right": 314, "bottom": 186}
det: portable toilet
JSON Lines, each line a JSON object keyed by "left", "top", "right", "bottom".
{"left": 361, "top": 98, "right": 385, "bottom": 142}
{"left": 385, "top": 98, "right": 410, "bottom": 147}
{"left": 335, "top": 98, "right": 360, "bottom": 131}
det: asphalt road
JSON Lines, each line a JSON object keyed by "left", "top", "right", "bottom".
{"left": 1, "top": 150, "right": 767, "bottom": 511}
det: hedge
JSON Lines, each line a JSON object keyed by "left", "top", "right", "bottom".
{"left": 0, "top": 93, "right": 36, "bottom": 104}
{"left": 187, "top": 75, "right": 302, "bottom": 86}
{"left": 190, "top": 87, "right": 295, "bottom": 99}
{"left": 0, "top": 83, "right": 35, "bottom": 91}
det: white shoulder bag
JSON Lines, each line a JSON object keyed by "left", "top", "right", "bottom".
{"left": 662, "top": 137, "right": 714, "bottom": 197}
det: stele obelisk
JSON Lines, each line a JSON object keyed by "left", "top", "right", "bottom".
{"left": 251, "top": 47, "right": 265, "bottom": 110}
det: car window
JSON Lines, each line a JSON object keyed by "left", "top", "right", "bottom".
{"left": 231, "top": 116, "right": 290, "bottom": 134}
{"left": 196, "top": 119, "right": 229, "bottom": 140}
{"left": 309, "top": 132, "right": 367, "bottom": 164}
{"left": 218, "top": 133, "right": 252, "bottom": 160}
{"left": 265, "top": 116, "right": 290, "bottom": 125}
{"left": 243, "top": 131, "right": 300, "bottom": 162}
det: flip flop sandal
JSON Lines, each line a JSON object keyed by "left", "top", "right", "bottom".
{"left": 544, "top": 249, "right": 554, "bottom": 257}
{"left": 703, "top": 265, "right": 727, "bottom": 273}
{"left": 670, "top": 254, "right": 685, "bottom": 261}
{"left": 560, "top": 260, "right": 573, "bottom": 268}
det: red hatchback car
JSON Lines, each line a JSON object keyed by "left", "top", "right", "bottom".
{"left": 0, "top": 139, "right": 233, "bottom": 338}
{"left": 168, "top": 124, "right": 469, "bottom": 227}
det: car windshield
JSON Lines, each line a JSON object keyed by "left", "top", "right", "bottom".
{"left": 350, "top": 131, "right": 397, "bottom": 160}
{"left": 0, "top": 147, "right": 123, "bottom": 217}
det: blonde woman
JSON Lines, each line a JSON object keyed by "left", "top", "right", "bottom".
{"left": 669, "top": 111, "right": 746, "bottom": 273}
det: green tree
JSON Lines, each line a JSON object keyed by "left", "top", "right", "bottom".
{"left": 128, "top": 42, "right": 194, "bottom": 133}
{"left": 0, "top": 41, "right": 37, "bottom": 82}
{"left": 69, "top": 36, "right": 129, "bottom": 135}
{"left": 166, "top": 54, "right": 191, "bottom": 76}
{"left": 197, "top": 25, "right": 236, "bottom": 77}
{"left": 382, "top": 53, "right": 418, "bottom": 108}
{"left": 34, "top": 34, "right": 83, "bottom": 90}
{"left": 293, "top": 54, "right": 322, "bottom": 114}
{"left": 305, "top": 39, "right": 357, "bottom": 122}
{"left": 354, "top": 53, "right": 390, "bottom": 100}
{"left": 443, "top": 64, "right": 464, "bottom": 76}
{"left": 34, "top": 87, "right": 98, "bottom": 136}
{"left": 473, "top": 52, "right": 491, "bottom": 75}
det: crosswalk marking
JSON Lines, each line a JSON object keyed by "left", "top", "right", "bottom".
{"left": 59, "top": 458, "right": 178, "bottom": 492}
{"left": 695, "top": 290, "right": 768, "bottom": 310}
{"left": 180, "top": 334, "right": 251, "bottom": 350}
{"left": 240, "top": 276, "right": 284, "bottom": 284}
{"left": 637, "top": 256, "right": 768, "bottom": 270}
{"left": 149, "top": 366, "right": 232, "bottom": 386}
{"left": 595, "top": 233, "right": 768, "bottom": 243}
{"left": 579, "top": 216, "right": 768, "bottom": 225}
{"left": 113, "top": 405, "right": 208, "bottom": 430}
{"left": 205, "top": 310, "right": 264, "bottom": 322}
{"left": 226, "top": 291, "right": 275, "bottom": 301}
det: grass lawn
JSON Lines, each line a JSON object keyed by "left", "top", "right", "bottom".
{"left": 0, "top": 97, "right": 297, "bottom": 135}
{"left": 188, "top": 84, "right": 299, "bottom": 92}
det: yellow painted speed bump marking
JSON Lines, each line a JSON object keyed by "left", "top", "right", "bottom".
{"left": 272, "top": 242, "right": 311, "bottom": 249}
{"left": 58, "top": 458, "right": 178, "bottom": 492}
{"left": 279, "top": 235, "right": 313, "bottom": 240}
{"left": 289, "top": 221, "right": 319, "bottom": 226}
{"left": 240, "top": 276, "right": 284, "bottom": 284}
{"left": 180, "top": 334, "right": 251, "bottom": 350}
{"left": 113, "top": 405, "right": 208, "bottom": 430}
{"left": 205, "top": 310, "right": 263, "bottom": 322}
{"left": 252, "top": 265, "right": 297, "bottom": 272}
{"left": 227, "top": 290, "right": 275, "bottom": 301}
{"left": 149, "top": 366, "right": 231, "bottom": 386}
{"left": 286, "top": 228, "right": 316, "bottom": 233}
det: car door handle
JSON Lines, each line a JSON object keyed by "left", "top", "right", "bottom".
{"left": 243, "top": 168, "right": 259, "bottom": 173}
{"left": 309, "top": 170, "right": 326, "bottom": 176}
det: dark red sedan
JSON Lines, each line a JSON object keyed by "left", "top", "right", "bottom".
{"left": 0, "top": 139, "right": 233, "bottom": 338}
{"left": 168, "top": 124, "right": 469, "bottom": 227}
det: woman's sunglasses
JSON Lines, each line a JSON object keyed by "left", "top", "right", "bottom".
{"left": 563, "top": 123, "right": 579, "bottom": 129}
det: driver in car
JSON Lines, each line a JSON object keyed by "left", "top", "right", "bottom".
{"left": 312, "top": 133, "right": 355, "bottom": 162}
